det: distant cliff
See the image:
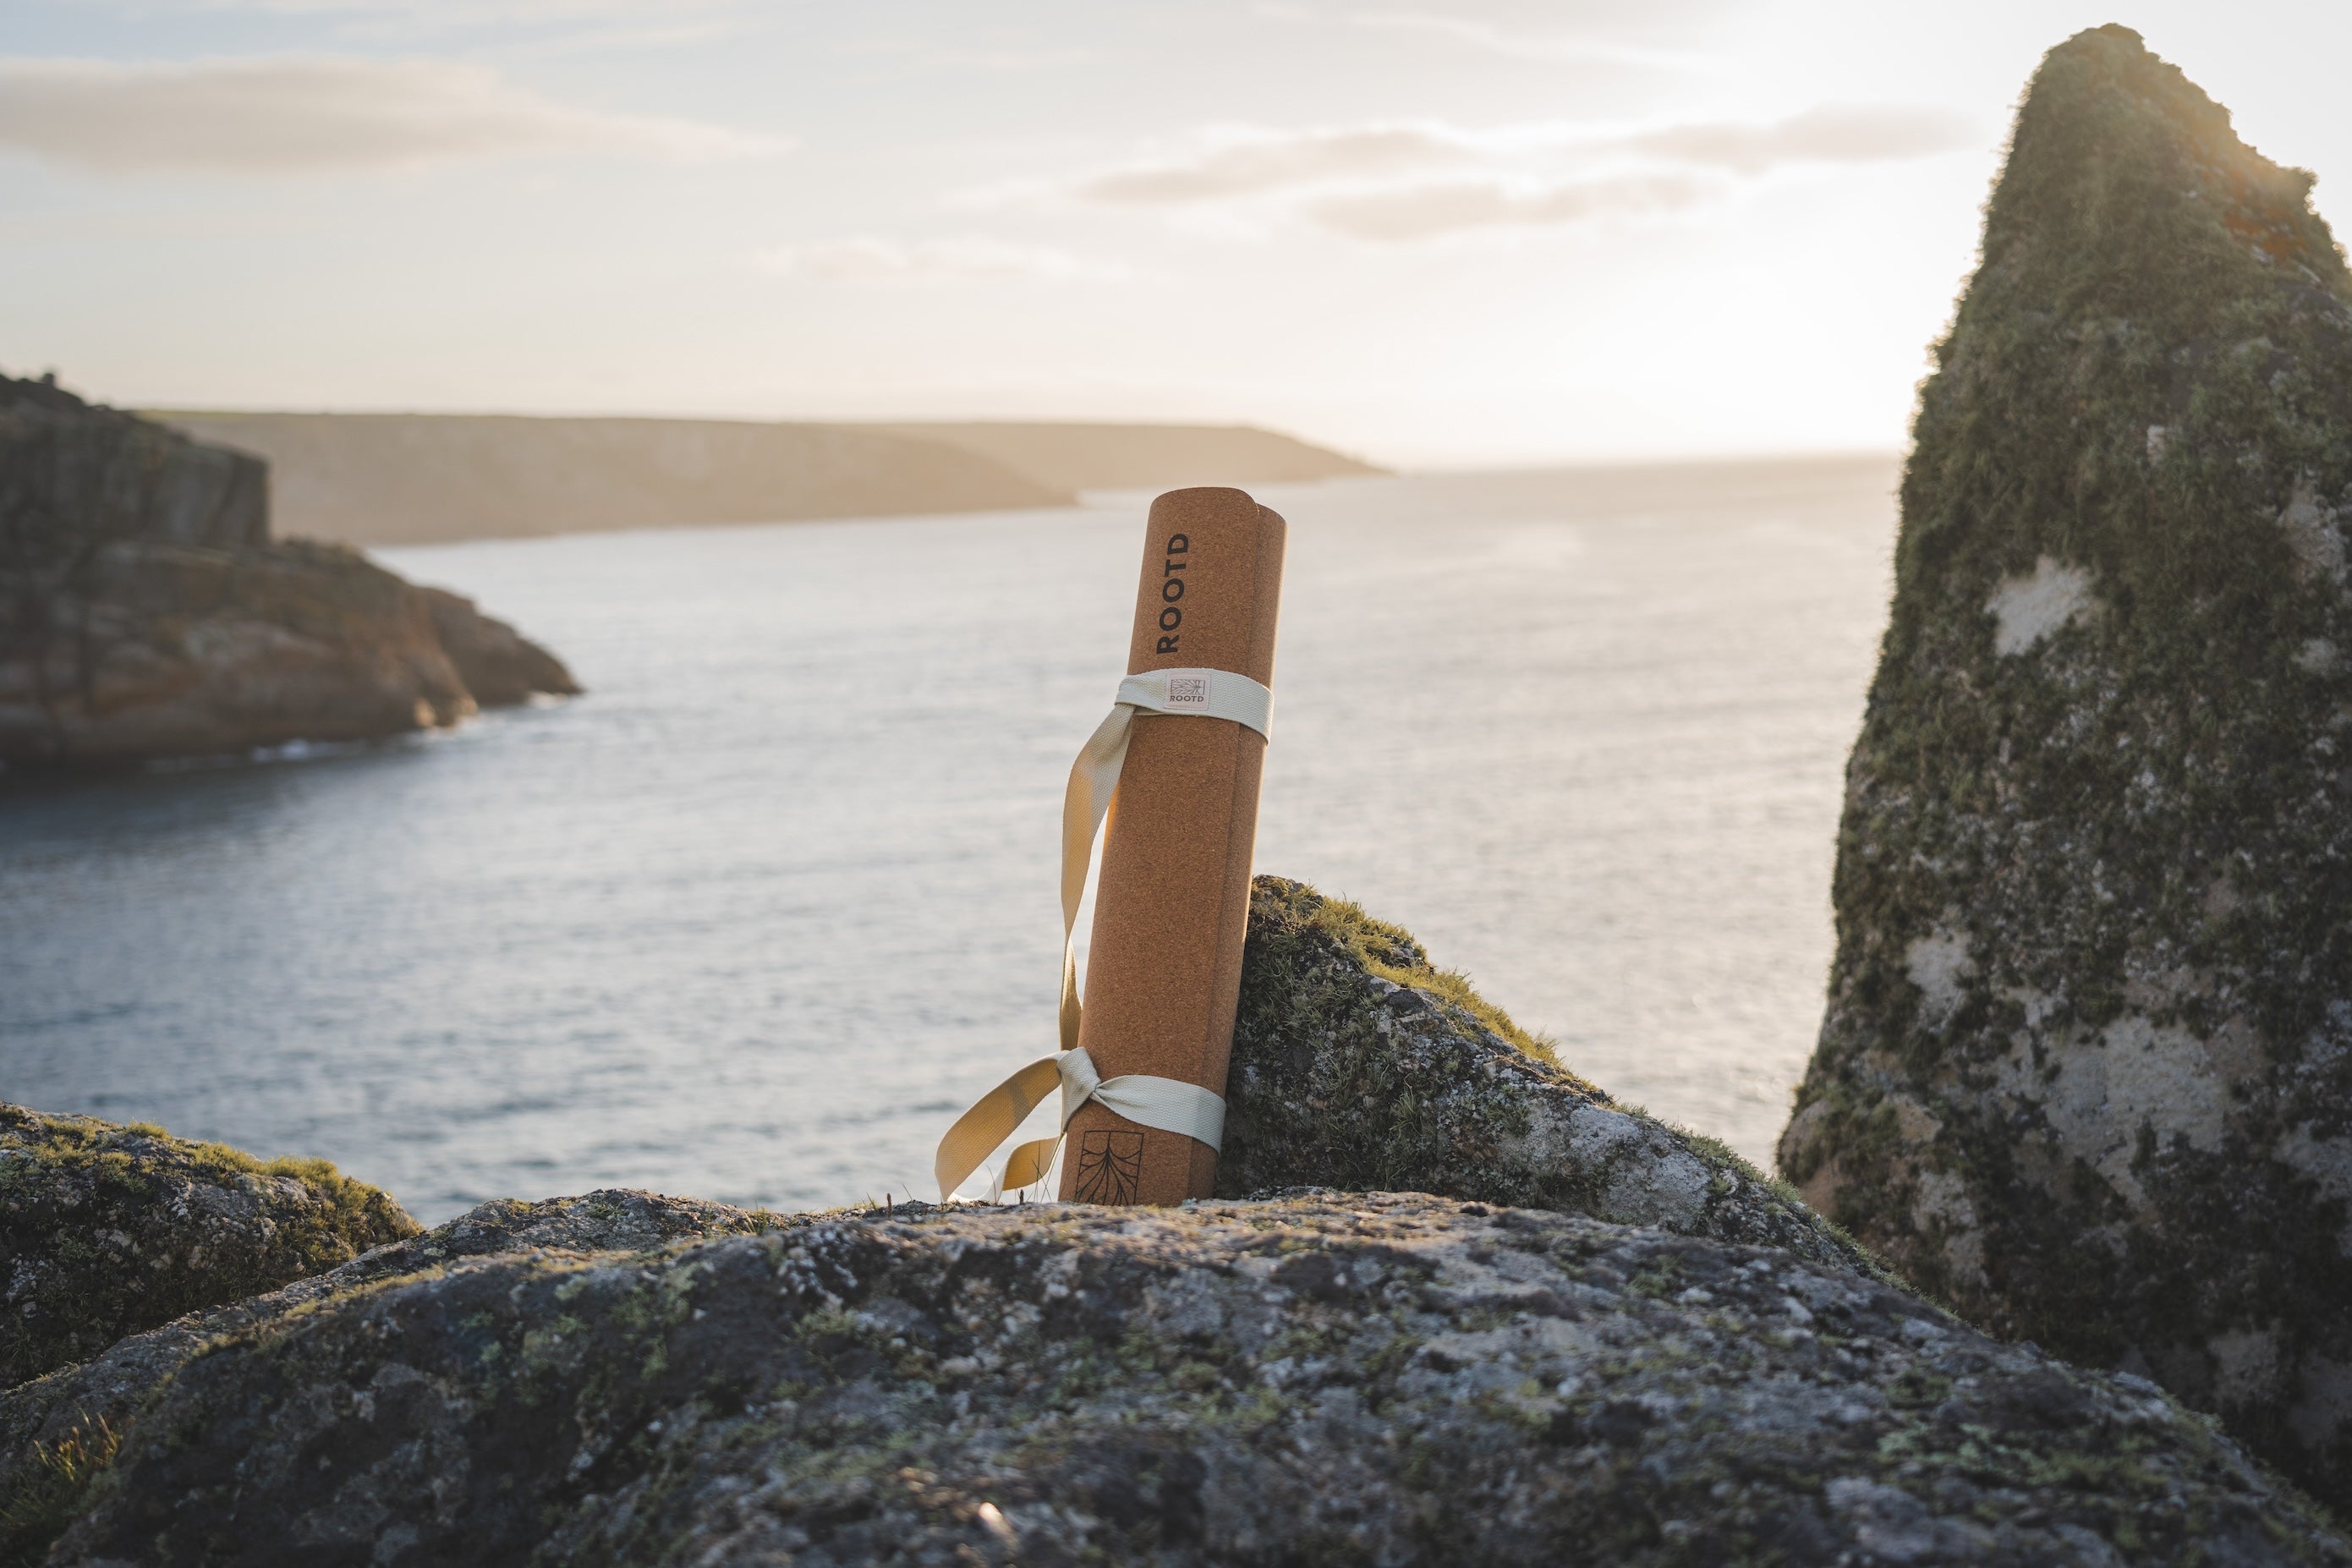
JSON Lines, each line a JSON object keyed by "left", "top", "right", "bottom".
{"left": 1, "top": 374, "right": 577, "bottom": 768}
{"left": 862, "top": 420, "right": 1384, "bottom": 495}
{"left": 149, "top": 412, "right": 1378, "bottom": 546}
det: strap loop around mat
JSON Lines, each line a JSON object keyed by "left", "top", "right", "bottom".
{"left": 933, "top": 1047, "right": 1228, "bottom": 1202}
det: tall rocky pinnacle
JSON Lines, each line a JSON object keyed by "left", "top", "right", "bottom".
{"left": 1778, "top": 25, "right": 2352, "bottom": 1507}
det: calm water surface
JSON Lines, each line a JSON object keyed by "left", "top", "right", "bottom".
{"left": 0, "top": 458, "right": 1897, "bottom": 1221}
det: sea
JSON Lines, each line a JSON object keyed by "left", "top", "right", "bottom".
{"left": 0, "top": 457, "right": 1899, "bottom": 1224}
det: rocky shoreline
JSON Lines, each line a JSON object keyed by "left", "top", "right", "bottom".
{"left": 1, "top": 373, "right": 578, "bottom": 770}
{"left": 3, "top": 877, "right": 2345, "bottom": 1565}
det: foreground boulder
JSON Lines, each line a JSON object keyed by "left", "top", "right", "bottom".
{"left": 37, "top": 1193, "right": 2349, "bottom": 1565}
{"left": 0, "top": 1187, "right": 773, "bottom": 1560}
{"left": 420, "top": 585, "right": 581, "bottom": 707}
{"left": 1225, "top": 877, "right": 1888, "bottom": 1280}
{"left": 11, "top": 856, "right": 2344, "bottom": 1561}
{"left": 0, "top": 1105, "right": 416, "bottom": 1388}
{"left": 0, "top": 372, "right": 578, "bottom": 767}
{"left": 1779, "top": 26, "right": 2352, "bottom": 1507}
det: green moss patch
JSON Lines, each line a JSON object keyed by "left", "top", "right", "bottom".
{"left": 1258, "top": 875, "right": 1564, "bottom": 1067}
{"left": 47, "top": 1197, "right": 2351, "bottom": 1565}
{"left": 1779, "top": 24, "right": 2352, "bottom": 1511}
{"left": 0, "top": 1104, "right": 418, "bottom": 1389}
{"left": 1225, "top": 876, "right": 1894, "bottom": 1284}
{"left": 0, "top": 1414, "right": 117, "bottom": 1568}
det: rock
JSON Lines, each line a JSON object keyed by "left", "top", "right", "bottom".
{"left": 44, "top": 1193, "right": 2352, "bottom": 1565}
{"left": 1777, "top": 25, "right": 2352, "bottom": 1507}
{"left": 1224, "top": 877, "right": 1889, "bottom": 1281}
{"left": 1, "top": 371, "right": 263, "bottom": 551}
{"left": 420, "top": 586, "right": 581, "bottom": 706}
{"left": 2, "top": 536, "right": 483, "bottom": 765}
{"left": 0, "top": 371, "right": 578, "bottom": 767}
{"left": 0, "top": 1187, "right": 777, "bottom": 1554}
{"left": 0, "top": 1104, "right": 416, "bottom": 1389}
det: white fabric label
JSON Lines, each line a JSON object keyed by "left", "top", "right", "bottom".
{"left": 1113, "top": 667, "right": 1273, "bottom": 737}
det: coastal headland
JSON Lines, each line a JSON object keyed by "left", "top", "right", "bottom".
{"left": 0, "top": 374, "right": 579, "bottom": 768}
{"left": 150, "top": 413, "right": 1383, "bottom": 547}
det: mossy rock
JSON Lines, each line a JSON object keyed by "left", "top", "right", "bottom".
{"left": 1225, "top": 876, "right": 1891, "bottom": 1282}
{"left": 0, "top": 1105, "right": 417, "bottom": 1390}
{"left": 1778, "top": 25, "right": 2352, "bottom": 1510}
{"left": 0, "top": 1187, "right": 786, "bottom": 1566}
{"left": 42, "top": 1194, "right": 2352, "bottom": 1565}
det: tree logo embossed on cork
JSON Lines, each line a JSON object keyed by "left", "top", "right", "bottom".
{"left": 1072, "top": 1131, "right": 1143, "bottom": 1203}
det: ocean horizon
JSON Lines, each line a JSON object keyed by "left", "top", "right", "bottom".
{"left": 0, "top": 454, "right": 1899, "bottom": 1223}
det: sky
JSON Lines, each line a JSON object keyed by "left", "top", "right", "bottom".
{"left": 7, "top": 2, "right": 2352, "bottom": 468}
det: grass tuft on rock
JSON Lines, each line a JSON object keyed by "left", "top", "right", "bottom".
{"left": 0, "top": 1415, "right": 116, "bottom": 1568}
{"left": 0, "top": 1105, "right": 418, "bottom": 1389}
{"left": 1225, "top": 875, "right": 1892, "bottom": 1282}
{"left": 1271, "top": 880, "right": 1565, "bottom": 1068}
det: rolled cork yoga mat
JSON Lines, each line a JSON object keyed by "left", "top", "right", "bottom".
{"left": 1059, "top": 487, "right": 1286, "bottom": 1204}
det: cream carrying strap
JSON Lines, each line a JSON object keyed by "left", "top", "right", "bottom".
{"left": 934, "top": 667, "right": 1273, "bottom": 1200}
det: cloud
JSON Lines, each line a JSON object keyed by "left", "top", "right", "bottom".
{"left": 1070, "top": 124, "right": 1478, "bottom": 206}
{"left": 1046, "top": 103, "right": 1977, "bottom": 239}
{"left": 1621, "top": 105, "right": 1977, "bottom": 173}
{"left": 179, "top": 0, "right": 729, "bottom": 19}
{"left": 1345, "top": 11, "right": 1717, "bottom": 72}
{"left": 162, "top": 0, "right": 750, "bottom": 51}
{"left": 760, "top": 237, "right": 1121, "bottom": 284}
{"left": 839, "top": 36, "right": 1102, "bottom": 75}
{"left": 1307, "top": 173, "right": 1716, "bottom": 241}
{"left": 0, "top": 54, "right": 788, "bottom": 176}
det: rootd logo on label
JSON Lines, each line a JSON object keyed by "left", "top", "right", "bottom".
{"left": 1154, "top": 533, "right": 1188, "bottom": 654}
{"left": 1165, "top": 676, "right": 1208, "bottom": 705}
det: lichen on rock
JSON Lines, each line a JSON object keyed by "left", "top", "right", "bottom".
{"left": 45, "top": 1194, "right": 2352, "bottom": 1565}
{"left": 0, "top": 1184, "right": 781, "bottom": 1560}
{"left": 1225, "top": 876, "right": 1889, "bottom": 1281}
{"left": 0, "top": 1104, "right": 417, "bottom": 1390}
{"left": 1778, "top": 25, "right": 2352, "bottom": 1510}
{"left": 5, "top": 973, "right": 2346, "bottom": 1563}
